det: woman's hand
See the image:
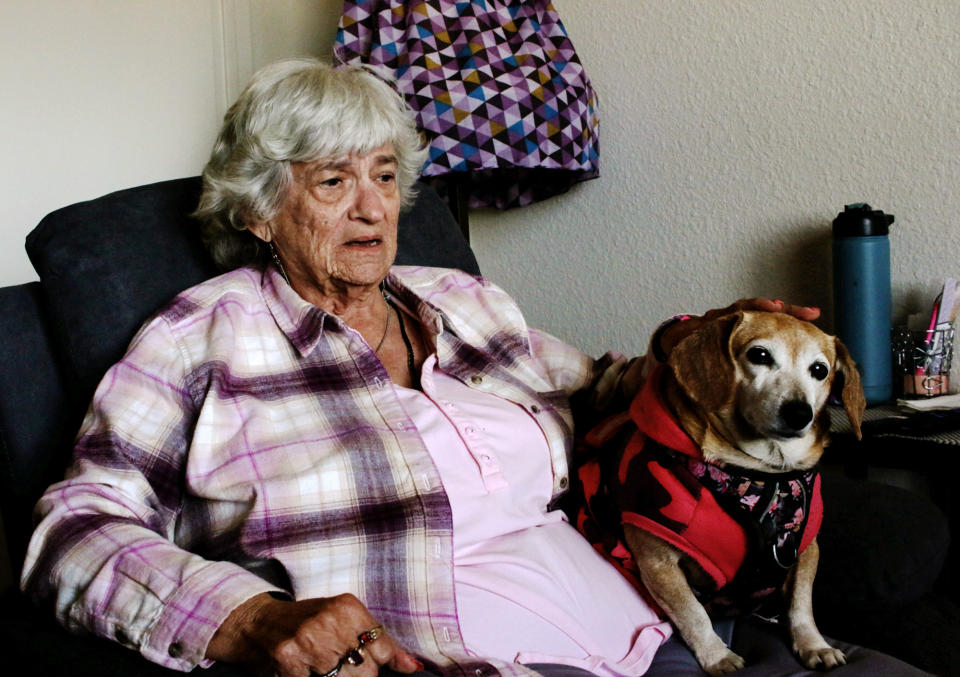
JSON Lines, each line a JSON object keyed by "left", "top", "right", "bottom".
{"left": 207, "top": 592, "right": 422, "bottom": 677}
{"left": 657, "top": 298, "right": 821, "bottom": 361}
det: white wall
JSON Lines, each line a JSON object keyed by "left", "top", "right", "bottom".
{"left": 0, "top": 0, "right": 339, "bottom": 286}
{"left": 471, "top": 0, "right": 960, "bottom": 386}
{"left": 4, "top": 0, "right": 957, "bottom": 371}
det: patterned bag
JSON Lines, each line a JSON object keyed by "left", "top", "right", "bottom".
{"left": 336, "top": 0, "right": 599, "bottom": 209}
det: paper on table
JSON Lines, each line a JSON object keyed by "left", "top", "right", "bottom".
{"left": 897, "top": 393, "right": 960, "bottom": 411}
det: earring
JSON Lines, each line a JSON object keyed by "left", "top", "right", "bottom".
{"left": 268, "top": 242, "right": 291, "bottom": 286}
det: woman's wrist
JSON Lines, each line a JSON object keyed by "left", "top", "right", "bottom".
{"left": 206, "top": 591, "right": 281, "bottom": 663}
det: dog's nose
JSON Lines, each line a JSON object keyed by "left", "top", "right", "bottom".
{"left": 780, "top": 400, "right": 813, "bottom": 431}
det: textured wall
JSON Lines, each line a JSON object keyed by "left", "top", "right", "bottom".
{"left": 3, "top": 0, "right": 957, "bottom": 383}
{"left": 0, "top": 0, "right": 337, "bottom": 288}
{"left": 470, "top": 0, "right": 960, "bottom": 391}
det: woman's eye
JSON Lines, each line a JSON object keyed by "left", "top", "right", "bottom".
{"left": 320, "top": 177, "right": 343, "bottom": 188}
{"left": 810, "top": 362, "right": 829, "bottom": 380}
{"left": 377, "top": 172, "right": 396, "bottom": 184}
{"left": 746, "top": 346, "right": 774, "bottom": 366}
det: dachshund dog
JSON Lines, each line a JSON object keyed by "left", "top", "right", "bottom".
{"left": 573, "top": 311, "right": 865, "bottom": 675}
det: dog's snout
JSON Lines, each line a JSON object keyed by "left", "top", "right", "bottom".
{"left": 780, "top": 400, "right": 813, "bottom": 432}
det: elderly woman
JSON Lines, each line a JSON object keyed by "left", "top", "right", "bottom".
{"left": 22, "top": 59, "right": 925, "bottom": 677}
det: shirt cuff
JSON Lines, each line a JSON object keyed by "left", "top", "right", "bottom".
{"left": 140, "top": 561, "right": 286, "bottom": 671}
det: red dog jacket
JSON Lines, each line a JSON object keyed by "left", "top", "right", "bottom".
{"left": 573, "top": 367, "right": 823, "bottom": 617}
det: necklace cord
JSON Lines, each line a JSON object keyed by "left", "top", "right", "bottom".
{"left": 387, "top": 297, "right": 416, "bottom": 379}
{"left": 373, "top": 296, "right": 392, "bottom": 353}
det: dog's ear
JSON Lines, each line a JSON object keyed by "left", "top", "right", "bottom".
{"left": 833, "top": 338, "right": 866, "bottom": 440}
{"left": 667, "top": 312, "right": 743, "bottom": 411}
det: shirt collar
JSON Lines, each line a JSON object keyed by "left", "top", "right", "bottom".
{"left": 260, "top": 266, "right": 331, "bottom": 357}
{"left": 260, "top": 266, "right": 446, "bottom": 357}
{"left": 382, "top": 270, "right": 446, "bottom": 336}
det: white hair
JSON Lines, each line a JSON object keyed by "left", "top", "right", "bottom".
{"left": 195, "top": 58, "right": 428, "bottom": 270}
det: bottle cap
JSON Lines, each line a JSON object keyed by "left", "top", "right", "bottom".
{"left": 832, "top": 203, "right": 894, "bottom": 237}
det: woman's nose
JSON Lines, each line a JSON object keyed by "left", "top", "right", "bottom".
{"left": 350, "top": 181, "right": 386, "bottom": 223}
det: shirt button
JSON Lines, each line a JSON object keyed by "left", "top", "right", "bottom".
{"left": 531, "top": 405, "right": 541, "bottom": 414}
{"left": 559, "top": 476, "right": 569, "bottom": 489}
{"left": 470, "top": 375, "right": 483, "bottom": 385}
{"left": 168, "top": 642, "right": 183, "bottom": 658}
{"left": 480, "top": 454, "right": 492, "bottom": 463}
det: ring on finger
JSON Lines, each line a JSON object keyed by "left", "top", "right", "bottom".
{"left": 344, "top": 648, "right": 365, "bottom": 666}
{"left": 357, "top": 625, "right": 384, "bottom": 647}
{"left": 314, "top": 664, "right": 341, "bottom": 677}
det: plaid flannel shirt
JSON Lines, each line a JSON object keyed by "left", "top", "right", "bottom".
{"left": 22, "top": 265, "right": 595, "bottom": 674}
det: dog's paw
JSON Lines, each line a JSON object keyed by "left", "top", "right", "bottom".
{"left": 700, "top": 648, "right": 746, "bottom": 675}
{"left": 797, "top": 646, "right": 846, "bottom": 671}
{"left": 793, "top": 628, "right": 846, "bottom": 670}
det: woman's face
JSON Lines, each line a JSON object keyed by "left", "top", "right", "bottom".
{"left": 252, "top": 145, "right": 402, "bottom": 302}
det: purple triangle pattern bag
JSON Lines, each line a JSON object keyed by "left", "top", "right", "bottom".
{"left": 336, "top": 0, "right": 600, "bottom": 209}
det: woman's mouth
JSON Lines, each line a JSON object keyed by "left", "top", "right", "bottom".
{"left": 345, "top": 237, "right": 382, "bottom": 247}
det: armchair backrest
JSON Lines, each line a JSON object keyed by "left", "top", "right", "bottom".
{"left": 0, "top": 177, "right": 478, "bottom": 577}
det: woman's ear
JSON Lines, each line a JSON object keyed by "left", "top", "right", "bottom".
{"left": 247, "top": 221, "right": 272, "bottom": 242}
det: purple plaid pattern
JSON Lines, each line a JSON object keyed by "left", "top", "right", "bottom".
{"left": 22, "top": 265, "right": 594, "bottom": 674}
{"left": 335, "top": 0, "right": 600, "bottom": 208}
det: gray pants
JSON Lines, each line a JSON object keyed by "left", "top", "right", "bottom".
{"left": 386, "top": 618, "right": 931, "bottom": 677}
{"left": 626, "top": 617, "right": 932, "bottom": 676}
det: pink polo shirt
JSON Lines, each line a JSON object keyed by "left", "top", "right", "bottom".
{"left": 394, "top": 355, "right": 670, "bottom": 676}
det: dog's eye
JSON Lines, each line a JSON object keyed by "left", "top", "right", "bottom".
{"left": 810, "top": 362, "right": 829, "bottom": 381}
{"left": 746, "top": 346, "right": 774, "bottom": 366}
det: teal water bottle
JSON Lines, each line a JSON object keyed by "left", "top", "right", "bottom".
{"left": 832, "top": 203, "right": 894, "bottom": 404}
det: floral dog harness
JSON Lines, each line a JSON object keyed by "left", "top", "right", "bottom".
{"left": 573, "top": 367, "right": 823, "bottom": 617}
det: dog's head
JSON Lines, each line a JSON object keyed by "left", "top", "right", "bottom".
{"left": 666, "top": 311, "right": 865, "bottom": 471}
